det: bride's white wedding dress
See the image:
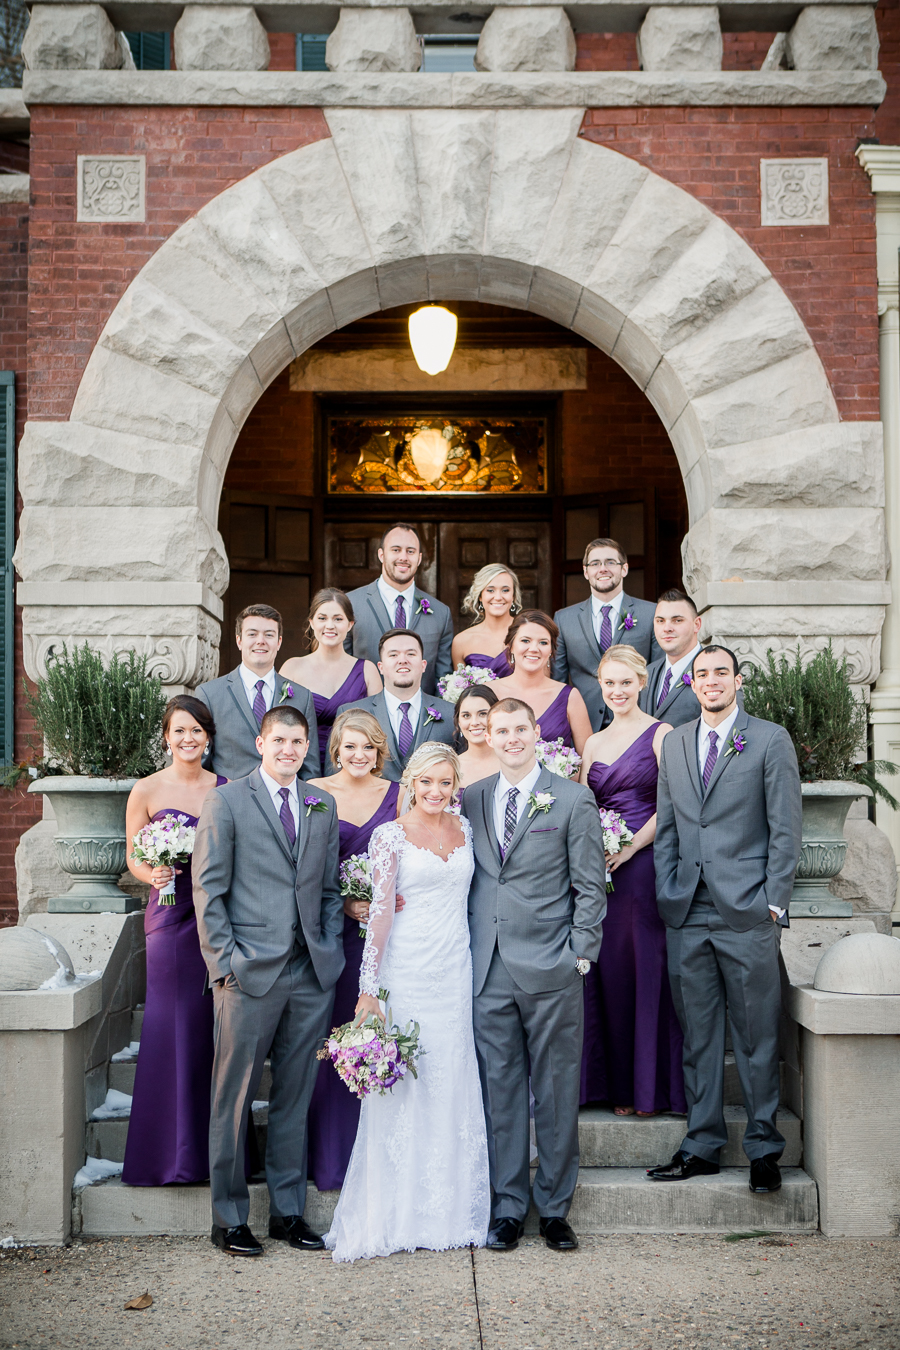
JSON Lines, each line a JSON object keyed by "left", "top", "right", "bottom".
{"left": 325, "top": 816, "right": 490, "bottom": 1263}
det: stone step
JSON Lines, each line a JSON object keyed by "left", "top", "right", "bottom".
{"left": 75, "top": 1167, "right": 818, "bottom": 1238}
{"left": 131, "top": 1006, "right": 144, "bottom": 1040}
{"left": 108, "top": 1061, "right": 137, "bottom": 1095}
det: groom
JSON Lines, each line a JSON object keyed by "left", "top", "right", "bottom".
{"left": 193, "top": 706, "right": 343, "bottom": 1257}
{"left": 463, "top": 698, "right": 606, "bottom": 1251}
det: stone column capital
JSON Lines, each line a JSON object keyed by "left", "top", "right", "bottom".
{"left": 856, "top": 144, "right": 900, "bottom": 195}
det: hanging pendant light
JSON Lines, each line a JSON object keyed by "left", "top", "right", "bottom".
{"left": 408, "top": 304, "right": 458, "bottom": 376}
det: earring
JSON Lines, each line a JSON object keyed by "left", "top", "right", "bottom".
{"left": 336, "top": 758, "right": 342, "bottom": 769}
{"left": 165, "top": 742, "right": 172, "bottom": 756}
{"left": 509, "top": 603, "right": 519, "bottom": 616}
{"left": 202, "top": 745, "right": 209, "bottom": 758}
{"left": 475, "top": 600, "right": 484, "bottom": 615}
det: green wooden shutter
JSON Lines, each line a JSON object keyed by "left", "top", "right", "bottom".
{"left": 296, "top": 34, "right": 328, "bottom": 70}
{"left": 0, "top": 373, "right": 13, "bottom": 764}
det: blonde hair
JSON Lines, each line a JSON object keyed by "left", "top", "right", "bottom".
{"left": 401, "top": 742, "right": 462, "bottom": 805}
{"left": 461, "top": 564, "right": 522, "bottom": 621}
{"left": 597, "top": 643, "right": 648, "bottom": 688}
{"left": 329, "top": 709, "right": 390, "bottom": 773}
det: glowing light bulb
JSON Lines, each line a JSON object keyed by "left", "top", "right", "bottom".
{"left": 408, "top": 305, "right": 458, "bottom": 376}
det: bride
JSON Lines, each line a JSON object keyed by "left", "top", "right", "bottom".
{"left": 325, "top": 743, "right": 490, "bottom": 1263}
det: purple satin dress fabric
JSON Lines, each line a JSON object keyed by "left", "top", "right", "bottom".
{"left": 307, "top": 779, "right": 402, "bottom": 1191}
{"left": 121, "top": 779, "right": 227, "bottom": 1186}
{"left": 581, "top": 728, "right": 687, "bottom": 1113}
{"left": 465, "top": 650, "right": 513, "bottom": 679}
{"left": 312, "top": 659, "right": 368, "bottom": 766}
{"left": 535, "top": 685, "right": 574, "bottom": 747}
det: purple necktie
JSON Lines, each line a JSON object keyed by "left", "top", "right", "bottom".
{"left": 501, "top": 786, "right": 519, "bottom": 858}
{"left": 702, "top": 730, "right": 719, "bottom": 790}
{"left": 278, "top": 787, "right": 296, "bottom": 847}
{"left": 599, "top": 605, "right": 612, "bottom": 653}
{"left": 657, "top": 667, "right": 673, "bottom": 708}
{"left": 397, "top": 702, "right": 414, "bottom": 758}
{"left": 252, "top": 679, "right": 267, "bottom": 727}
{"left": 394, "top": 594, "right": 405, "bottom": 629}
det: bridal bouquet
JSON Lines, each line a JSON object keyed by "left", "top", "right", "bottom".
{"left": 131, "top": 814, "right": 196, "bottom": 905}
{"left": 535, "top": 737, "right": 582, "bottom": 780}
{"left": 598, "top": 807, "right": 634, "bottom": 893}
{"left": 436, "top": 663, "right": 498, "bottom": 704}
{"left": 340, "top": 853, "right": 375, "bottom": 939}
{"left": 318, "top": 992, "right": 423, "bottom": 1100}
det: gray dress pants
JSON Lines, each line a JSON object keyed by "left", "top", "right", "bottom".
{"left": 666, "top": 888, "right": 785, "bottom": 1163}
{"left": 209, "top": 946, "right": 334, "bottom": 1230}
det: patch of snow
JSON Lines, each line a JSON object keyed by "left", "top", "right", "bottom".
{"left": 0, "top": 1236, "right": 22, "bottom": 1248}
{"left": 110, "top": 1041, "right": 140, "bottom": 1062}
{"left": 91, "top": 1088, "right": 132, "bottom": 1120}
{"left": 37, "top": 968, "right": 101, "bottom": 992}
{"left": 73, "top": 1157, "right": 123, "bottom": 1189}
{"left": 251, "top": 1101, "right": 267, "bottom": 1112}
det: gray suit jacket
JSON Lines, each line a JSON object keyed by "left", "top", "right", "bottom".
{"left": 196, "top": 666, "right": 320, "bottom": 782}
{"left": 640, "top": 654, "right": 744, "bottom": 728}
{"left": 192, "top": 770, "right": 343, "bottom": 998}
{"left": 553, "top": 593, "right": 662, "bottom": 731}
{"left": 462, "top": 769, "right": 606, "bottom": 997}
{"left": 330, "top": 690, "right": 456, "bottom": 782}
{"left": 344, "top": 580, "right": 453, "bottom": 696}
{"left": 654, "top": 710, "right": 802, "bottom": 932}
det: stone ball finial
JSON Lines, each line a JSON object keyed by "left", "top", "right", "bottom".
{"left": 814, "top": 932, "right": 900, "bottom": 996}
{"left": 0, "top": 928, "right": 76, "bottom": 991}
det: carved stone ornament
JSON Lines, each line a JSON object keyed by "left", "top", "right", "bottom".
{"left": 77, "top": 154, "right": 146, "bottom": 223}
{"left": 23, "top": 624, "right": 220, "bottom": 689}
{"left": 727, "top": 634, "right": 880, "bottom": 686}
{"left": 760, "top": 158, "right": 829, "bottom": 227}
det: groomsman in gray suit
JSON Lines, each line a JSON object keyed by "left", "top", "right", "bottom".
{"left": 333, "top": 628, "right": 455, "bottom": 781}
{"left": 648, "top": 646, "right": 801, "bottom": 1194}
{"left": 463, "top": 698, "right": 606, "bottom": 1252}
{"left": 193, "top": 706, "right": 343, "bottom": 1257}
{"left": 639, "top": 589, "right": 704, "bottom": 728}
{"left": 197, "top": 604, "right": 319, "bottom": 782}
{"left": 344, "top": 522, "right": 453, "bottom": 695}
{"left": 554, "top": 537, "right": 661, "bottom": 732}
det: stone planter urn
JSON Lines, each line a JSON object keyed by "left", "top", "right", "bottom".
{"left": 791, "top": 781, "right": 872, "bottom": 918}
{"left": 28, "top": 777, "right": 138, "bottom": 913}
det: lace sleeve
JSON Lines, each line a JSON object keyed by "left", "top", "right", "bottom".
{"left": 359, "top": 821, "right": 403, "bottom": 998}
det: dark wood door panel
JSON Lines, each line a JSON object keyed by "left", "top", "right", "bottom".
{"left": 324, "top": 521, "right": 438, "bottom": 598}
{"left": 439, "top": 521, "right": 552, "bottom": 634}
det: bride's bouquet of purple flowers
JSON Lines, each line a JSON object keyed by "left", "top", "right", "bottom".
{"left": 317, "top": 990, "right": 424, "bottom": 1100}
{"left": 437, "top": 662, "right": 498, "bottom": 703}
{"left": 340, "top": 853, "right": 375, "bottom": 939}
{"left": 535, "top": 736, "right": 582, "bottom": 779}
{"left": 130, "top": 813, "right": 196, "bottom": 905}
{"left": 598, "top": 807, "right": 634, "bottom": 892}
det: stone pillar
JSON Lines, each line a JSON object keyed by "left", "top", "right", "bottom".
{"left": 21, "top": 3, "right": 134, "bottom": 70}
{"left": 857, "top": 145, "right": 900, "bottom": 925}
{"left": 325, "top": 9, "right": 422, "bottom": 73}
{"left": 173, "top": 5, "right": 270, "bottom": 72}
{"left": 475, "top": 7, "right": 576, "bottom": 73}
{"left": 787, "top": 5, "right": 879, "bottom": 71}
{"left": 636, "top": 6, "right": 723, "bottom": 72}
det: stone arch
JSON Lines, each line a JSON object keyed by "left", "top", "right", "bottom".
{"left": 15, "top": 108, "right": 887, "bottom": 687}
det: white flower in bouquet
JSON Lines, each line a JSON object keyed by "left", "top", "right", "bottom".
{"left": 436, "top": 663, "right": 499, "bottom": 704}
{"left": 535, "top": 737, "right": 582, "bottom": 779}
{"left": 340, "top": 853, "right": 375, "bottom": 939}
{"left": 130, "top": 813, "right": 196, "bottom": 905}
{"left": 317, "top": 987, "right": 424, "bottom": 1100}
{"left": 598, "top": 807, "right": 634, "bottom": 893}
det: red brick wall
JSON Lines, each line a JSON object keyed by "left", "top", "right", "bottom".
{"left": 575, "top": 30, "right": 776, "bottom": 72}
{"left": 226, "top": 376, "right": 316, "bottom": 495}
{"left": 875, "top": 1, "right": 900, "bottom": 143}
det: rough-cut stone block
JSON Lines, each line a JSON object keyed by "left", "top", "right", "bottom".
{"left": 326, "top": 8, "right": 421, "bottom": 74}
{"left": 637, "top": 6, "right": 723, "bottom": 72}
{"left": 21, "top": 4, "right": 123, "bottom": 71}
{"left": 527, "top": 267, "right": 582, "bottom": 329}
{"left": 782, "top": 918, "right": 878, "bottom": 987}
{"left": 411, "top": 111, "right": 494, "bottom": 260}
{"left": 684, "top": 507, "right": 887, "bottom": 586}
{"left": 173, "top": 4, "right": 269, "bottom": 72}
{"left": 0, "top": 172, "right": 28, "bottom": 204}
{"left": 326, "top": 109, "right": 425, "bottom": 268}
{"left": 788, "top": 5, "right": 879, "bottom": 72}
{"left": 483, "top": 108, "right": 583, "bottom": 264}
{"left": 705, "top": 423, "right": 884, "bottom": 511}
{"left": 536, "top": 139, "right": 648, "bottom": 287}
{"left": 475, "top": 7, "right": 576, "bottom": 74}
{"left": 426, "top": 253, "right": 483, "bottom": 302}
{"left": 830, "top": 817, "right": 897, "bottom": 915}
{"left": 690, "top": 348, "right": 838, "bottom": 450}
{"left": 16, "top": 820, "right": 72, "bottom": 923}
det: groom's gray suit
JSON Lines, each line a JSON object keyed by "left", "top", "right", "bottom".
{"left": 193, "top": 770, "right": 343, "bottom": 1229}
{"left": 655, "top": 709, "right": 801, "bottom": 1163}
{"left": 196, "top": 666, "right": 320, "bottom": 782}
{"left": 463, "top": 769, "right": 606, "bottom": 1221}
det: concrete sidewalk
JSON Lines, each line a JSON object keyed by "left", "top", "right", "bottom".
{"left": 0, "top": 1232, "right": 897, "bottom": 1349}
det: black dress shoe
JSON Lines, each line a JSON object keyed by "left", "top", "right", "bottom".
{"left": 539, "top": 1217, "right": 578, "bottom": 1250}
{"left": 268, "top": 1214, "right": 326, "bottom": 1250}
{"left": 749, "top": 1156, "right": 782, "bottom": 1193}
{"left": 211, "top": 1224, "right": 263, "bottom": 1257}
{"left": 646, "top": 1149, "right": 720, "bottom": 1181}
{"left": 486, "top": 1217, "right": 525, "bottom": 1251}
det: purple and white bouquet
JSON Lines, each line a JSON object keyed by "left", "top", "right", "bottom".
{"left": 317, "top": 991, "right": 423, "bottom": 1100}
{"left": 436, "top": 662, "right": 499, "bottom": 704}
{"left": 340, "top": 853, "right": 375, "bottom": 939}
{"left": 535, "top": 737, "right": 582, "bottom": 780}
{"left": 598, "top": 807, "right": 634, "bottom": 893}
{"left": 131, "top": 813, "right": 196, "bottom": 905}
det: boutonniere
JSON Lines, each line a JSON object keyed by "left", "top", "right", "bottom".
{"left": 682, "top": 671, "right": 692, "bottom": 687}
{"left": 423, "top": 705, "right": 443, "bottom": 727}
{"left": 303, "top": 794, "right": 328, "bottom": 817}
{"left": 620, "top": 611, "right": 636, "bottom": 633}
{"left": 276, "top": 682, "right": 295, "bottom": 705}
{"left": 416, "top": 596, "right": 433, "bottom": 617}
{"left": 527, "top": 790, "right": 555, "bottom": 819}
{"left": 723, "top": 728, "right": 747, "bottom": 759}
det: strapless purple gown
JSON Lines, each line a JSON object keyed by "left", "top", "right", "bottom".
{"left": 122, "top": 782, "right": 226, "bottom": 1186}
{"left": 582, "top": 728, "right": 686, "bottom": 1113}
{"left": 466, "top": 650, "right": 512, "bottom": 679}
{"left": 312, "top": 660, "right": 368, "bottom": 765}
{"left": 307, "top": 779, "right": 401, "bottom": 1191}
{"left": 535, "top": 685, "right": 574, "bottom": 747}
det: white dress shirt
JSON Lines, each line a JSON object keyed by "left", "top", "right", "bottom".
{"left": 383, "top": 687, "right": 422, "bottom": 741}
{"left": 378, "top": 576, "right": 416, "bottom": 630}
{"left": 658, "top": 642, "right": 703, "bottom": 704}
{"left": 492, "top": 761, "right": 543, "bottom": 846}
{"left": 590, "top": 589, "right": 625, "bottom": 645}
{"left": 259, "top": 767, "right": 299, "bottom": 836}
{"left": 239, "top": 663, "right": 276, "bottom": 713}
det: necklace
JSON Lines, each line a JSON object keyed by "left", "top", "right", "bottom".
{"left": 416, "top": 809, "right": 446, "bottom": 852}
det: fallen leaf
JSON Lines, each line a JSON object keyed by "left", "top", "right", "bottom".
{"left": 124, "top": 1292, "right": 153, "bottom": 1311}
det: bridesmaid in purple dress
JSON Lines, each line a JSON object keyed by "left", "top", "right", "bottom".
{"left": 491, "top": 609, "right": 593, "bottom": 754}
{"left": 579, "top": 645, "right": 686, "bottom": 1116}
{"left": 122, "top": 696, "right": 224, "bottom": 1186}
{"left": 305, "top": 708, "right": 401, "bottom": 1190}
{"left": 280, "top": 587, "right": 382, "bottom": 767}
{"left": 450, "top": 564, "right": 522, "bottom": 679}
